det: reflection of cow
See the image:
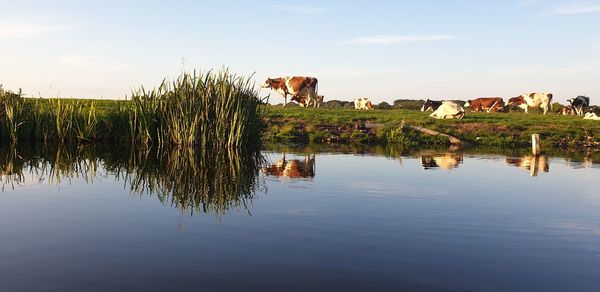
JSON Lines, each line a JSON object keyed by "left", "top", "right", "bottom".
{"left": 262, "top": 154, "right": 316, "bottom": 179}
{"left": 421, "top": 153, "right": 463, "bottom": 170}
{"left": 506, "top": 155, "right": 549, "bottom": 177}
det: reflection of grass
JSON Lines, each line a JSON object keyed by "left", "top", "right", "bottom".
{"left": 0, "top": 143, "right": 264, "bottom": 216}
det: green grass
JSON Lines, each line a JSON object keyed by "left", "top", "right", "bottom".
{"left": 264, "top": 106, "right": 600, "bottom": 148}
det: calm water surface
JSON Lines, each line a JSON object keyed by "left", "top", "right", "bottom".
{"left": 0, "top": 145, "right": 599, "bottom": 291}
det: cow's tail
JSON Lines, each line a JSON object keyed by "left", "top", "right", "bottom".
{"left": 549, "top": 93, "right": 554, "bottom": 110}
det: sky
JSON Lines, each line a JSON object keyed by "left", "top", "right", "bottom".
{"left": 1, "top": 0, "right": 600, "bottom": 103}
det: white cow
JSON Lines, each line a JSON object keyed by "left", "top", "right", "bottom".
{"left": 507, "top": 93, "right": 553, "bottom": 115}
{"left": 429, "top": 101, "right": 465, "bottom": 119}
{"left": 354, "top": 97, "right": 373, "bottom": 110}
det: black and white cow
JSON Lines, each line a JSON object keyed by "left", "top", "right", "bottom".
{"left": 567, "top": 96, "right": 590, "bottom": 116}
{"left": 583, "top": 106, "right": 600, "bottom": 120}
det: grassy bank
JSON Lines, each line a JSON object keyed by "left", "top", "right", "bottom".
{"left": 2, "top": 83, "right": 598, "bottom": 149}
{"left": 264, "top": 107, "right": 600, "bottom": 148}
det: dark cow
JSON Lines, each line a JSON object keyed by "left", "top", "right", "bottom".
{"left": 420, "top": 99, "right": 443, "bottom": 112}
{"left": 464, "top": 97, "right": 504, "bottom": 113}
{"left": 507, "top": 93, "right": 553, "bottom": 115}
{"left": 262, "top": 76, "right": 319, "bottom": 107}
{"left": 583, "top": 106, "right": 600, "bottom": 120}
{"left": 567, "top": 96, "right": 590, "bottom": 116}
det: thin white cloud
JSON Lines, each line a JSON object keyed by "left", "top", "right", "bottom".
{"left": 269, "top": 5, "right": 325, "bottom": 15}
{"left": 554, "top": 4, "right": 600, "bottom": 14}
{"left": 0, "top": 22, "right": 71, "bottom": 39}
{"left": 344, "top": 34, "right": 455, "bottom": 45}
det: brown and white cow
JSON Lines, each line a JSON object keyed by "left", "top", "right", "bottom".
{"left": 507, "top": 92, "right": 553, "bottom": 115}
{"left": 464, "top": 97, "right": 504, "bottom": 113}
{"left": 262, "top": 76, "right": 319, "bottom": 108}
{"left": 557, "top": 105, "right": 575, "bottom": 115}
{"left": 354, "top": 97, "right": 373, "bottom": 110}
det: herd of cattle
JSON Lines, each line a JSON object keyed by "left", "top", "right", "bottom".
{"left": 262, "top": 76, "right": 600, "bottom": 120}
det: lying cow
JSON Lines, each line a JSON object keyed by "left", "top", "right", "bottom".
{"left": 354, "top": 97, "right": 373, "bottom": 110}
{"left": 583, "top": 106, "right": 600, "bottom": 120}
{"left": 262, "top": 76, "right": 319, "bottom": 107}
{"left": 507, "top": 92, "right": 553, "bottom": 115}
{"left": 568, "top": 96, "right": 590, "bottom": 116}
{"left": 464, "top": 97, "right": 504, "bottom": 113}
{"left": 429, "top": 101, "right": 465, "bottom": 119}
{"left": 557, "top": 105, "right": 575, "bottom": 115}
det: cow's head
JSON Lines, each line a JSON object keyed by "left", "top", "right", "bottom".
{"left": 262, "top": 78, "right": 283, "bottom": 89}
{"left": 567, "top": 98, "right": 575, "bottom": 106}
{"left": 421, "top": 99, "right": 432, "bottom": 112}
{"left": 507, "top": 96, "right": 525, "bottom": 106}
{"left": 464, "top": 100, "right": 471, "bottom": 108}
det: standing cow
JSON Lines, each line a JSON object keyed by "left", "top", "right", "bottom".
{"left": 507, "top": 93, "right": 553, "bottom": 115}
{"left": 262, "top": 76, "right": 320, "bottom": 107}
{"left": 464, "top": 97, "right": 505, "bottom": 113}
{"left": 567, "top": 96, "right": 590, "bottom": 116}
{"left": 354, "top": 97, "right": 373, "bottom": 110}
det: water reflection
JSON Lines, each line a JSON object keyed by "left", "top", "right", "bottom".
{"left": 261, "top": 154, "right": 315, "bottom": 179}
{"left": 506, "top": 155, "right": 550, "bottom": 177}
{"left": 419, "top": 152, "right": 464, "bottom": 170}
{"left": 0, "top": 143, "right": 264, "bottom": 215}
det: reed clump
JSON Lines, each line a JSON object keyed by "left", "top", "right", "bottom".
{"left": 129, "top": 69, "right": 265, "bottom": 149}
{"left": 0, "top": 69, "right": 265, "bottom": 149}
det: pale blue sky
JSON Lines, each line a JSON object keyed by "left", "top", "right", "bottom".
{"left": 1, "top": 0, "right": 599, "bottom": 103}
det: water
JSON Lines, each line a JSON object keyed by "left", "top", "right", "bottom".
{"left": 0, "top": 144, "right": 599, "bottom": 291}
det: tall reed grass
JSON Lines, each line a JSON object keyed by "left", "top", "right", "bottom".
{"left": 0, "top": 69, "right": 265, "bottom": 149}
{"left": 129, "top": 69, "right": 265, "bottom": 149}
